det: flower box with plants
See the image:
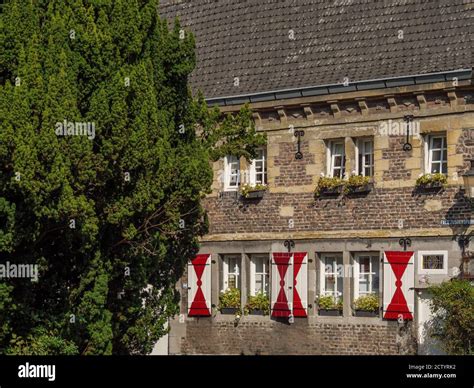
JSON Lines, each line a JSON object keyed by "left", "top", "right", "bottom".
{"left": 314, "top": 176, "right": 344, "bottom": 198}
{"left": 415, "top": 173, "right": 447, "bottom": 191}
{"left": 317, "top": 295, "right": 343, "bottom": 316}
{"left": 343, "top": 175, "right": 373, "bottom": 195}
{"left": 240, "top": 184, "right": 267, "bottom": 199}
{"left": 244, "top": 292, "right": 270, "bottom": 316}
{"left": 219, "top": 288, "right": 241, "bottom": 315}
{"left": 353, "top": 294, "right": 379, "bottom": 317}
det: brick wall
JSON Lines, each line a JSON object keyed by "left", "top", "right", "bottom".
{"left": 274, "top": 141, "right": 314, "bottom": 187}
{"left": 382, "top": 136, "right": 412, "bottom": 181}
{"left": 204, "top": 187, "right": 470, "bottom": 235}
{"left": 179, "top": 318, "right": 416, "bottom": 355}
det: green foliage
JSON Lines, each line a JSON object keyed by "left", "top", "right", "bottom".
{"left": 219, "top": 288, "right": 241, "bottom": 310}
{"left": 317, "top": 295, "right": 342, "bottom": 310}
{"left": 354, "top": 294, "right": 379, "bottom": 312}
{"left": 416, "top": 173, "right": 447, "bottom": 187}
{"left": 240, "top": 183, "right": 267, "bottom": 198}
{"left": 314, "top": 176, "right": 343, "bottom": 197}
{"left": 343, "top": 175, "right": 371, "bottom": 194}
{"left": 244, "top": 292, "right": 270, "bottom": 315}
{"left": 0, "top": 0, "right": 261, "bottom": 354}
{"left": 428, "top": 280, "right": 474, "bottom": 355}
{"left": 6, "top": 330, "right": 79, "bottom": 356}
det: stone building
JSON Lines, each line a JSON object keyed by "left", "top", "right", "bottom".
{"left": 160, "top": 0, "right": 473, "bottom": 355}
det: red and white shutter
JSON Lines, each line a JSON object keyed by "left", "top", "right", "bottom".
{"left": 271, "top": 253, "right": 293, "bottom": 318}
{"left": 292, "top": 252, "right": 308, "bottom": 317}
{"left": 187, "top": 254, "right": 211, "bottom": 317}
{"left": 383, "top": 251, "right": 414, "bottom": 320}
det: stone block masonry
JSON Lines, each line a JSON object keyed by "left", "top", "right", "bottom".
{"left": 178, "top": 318, "right": 415, "bottom": 355}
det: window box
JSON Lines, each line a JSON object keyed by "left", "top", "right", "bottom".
{"left": 315, "top": 177, "right": 344, "bottom": 198}
{"left": 249, "top": 309, "right": 266, "bottom": 316}
{"left": 219, "top": 287, "right": 241, "bottom": 314}
{"left": 244, "top": 292, "right": 270, "bottom": 316}
{"left": 319, "top": 185, "right": 344, "bottom": 196}
{"left": 317, "top": 294, "right": 343, "bottom": 316}
{"left": 241, "top": 184, "right": 267, "bottom": 199}
{"left": 354, "top": 310, "right": 378, "bottom": 317}
{"left": 344, "top": 176, "right": 373, "bottom": 195}
{"left": 319, "top": 309, "right": 342, "bottom": 316}
{"left": 349, "top": 183, "right": 373, "bottom": 194}
{"left": 416, "top": 173, "right": 447, "bottom": 192}
{"left": 221, "top": 307, "right": 240, "bottom": 315}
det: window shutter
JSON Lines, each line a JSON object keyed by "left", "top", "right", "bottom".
{"left": 292, "top": 252, "right": 308, "bottom": 317}
{"left": 187, "top": 254, "right": 211, "bottom": 317}
{"left": 383, "top": 251, "right": 414, "bottom": 320}
{"left": 271, "top": 253, "right": 293, "bottom": 318}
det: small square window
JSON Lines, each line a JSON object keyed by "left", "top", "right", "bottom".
{"left": 418, "top": 251, "right": 448, "bottom": 274}
{"left": 422, "top": 255, "right": 444, "bottom": 270}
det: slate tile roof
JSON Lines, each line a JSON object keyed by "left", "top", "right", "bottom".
{"left": 159, "top": 0, "right": 472, "bottom": 100}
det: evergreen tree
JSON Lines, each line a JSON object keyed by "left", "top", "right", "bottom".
{"left": 0, "top": 0, "right": 265, "bottom": 354}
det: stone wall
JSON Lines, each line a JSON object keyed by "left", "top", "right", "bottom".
{"left": 176, "top": 317, "right": 416, "bottom": 355}
{"left": 204, "top": 187, "right": 470, "bottom": 235}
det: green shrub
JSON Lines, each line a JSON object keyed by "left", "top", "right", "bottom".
{"left": 428, "top": 280, "right": 474, "bottom": 355}
{"left": 219, "top": 288, "right": 241, "bottom": 310}
{"left": 244, "top": 292, "right": 270, "bottom": 315}
{"left": 354, "top": 294, "right": 379, "bottom": 312}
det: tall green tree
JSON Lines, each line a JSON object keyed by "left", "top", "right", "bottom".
{"left": 0, "top": 0, "right": 264, "bottom": 355}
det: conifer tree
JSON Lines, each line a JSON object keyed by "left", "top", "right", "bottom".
{"left": 0, "top": 0, "right": 265, "bottom": 354}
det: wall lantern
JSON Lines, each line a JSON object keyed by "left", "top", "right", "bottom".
{"left": 462, "top": 159, "right": 474, "bottom": 200}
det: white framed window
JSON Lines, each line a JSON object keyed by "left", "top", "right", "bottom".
{"left": 319, "top": 254, "right": 343, "bottom": 302}
{"left": 327, "top": 141, "right": 346, "bottom": 178}
{"left": 356, "top": 138, "right": 374, "bottom": 177}
{"left": 425, "top": 135, "right": 447, "bottom": 175}
{"left": 224, "top": 155, "right": 240, "bottom": 191}
{"left": 353, "top": 254, "right": 380, "bottom": 299}
{"left": 418, "top": 250, "right": 448, "bottom": 275}
{"left": 249, "top": 149, "right": 267, "bottom": 186}
{"left": 250, "top": 254, "right": 269, "bottom": 296}
{"left": 222, "top": 255, "right": 241, "bottom": 291}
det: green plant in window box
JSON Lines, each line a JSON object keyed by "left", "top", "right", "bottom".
{"left": 317, "top": 295, "right": 343, "bottom": 316}
{"left": 343, "top": 175, "right": 372, "bottom": 195}
{"left": 244, "top": 292, "right": 270, "bottom": 315}
{"left": 240, "top": 183, "right": 267, "bottom": 199}
{"left": 219, "top": 288, "right": 241, "bottom": 314}
{"left": 415, "top": 173, "right": 447, "bottom": 189}
{"left": 354, "top": 294, "right": 379, "bottom": 312}
{"left": 314, "top": 176, "right": 344, "bottom": 198}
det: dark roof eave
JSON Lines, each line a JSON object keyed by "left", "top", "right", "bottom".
{"left": 205, "top": 69, "right": 472, "bottom": 107}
